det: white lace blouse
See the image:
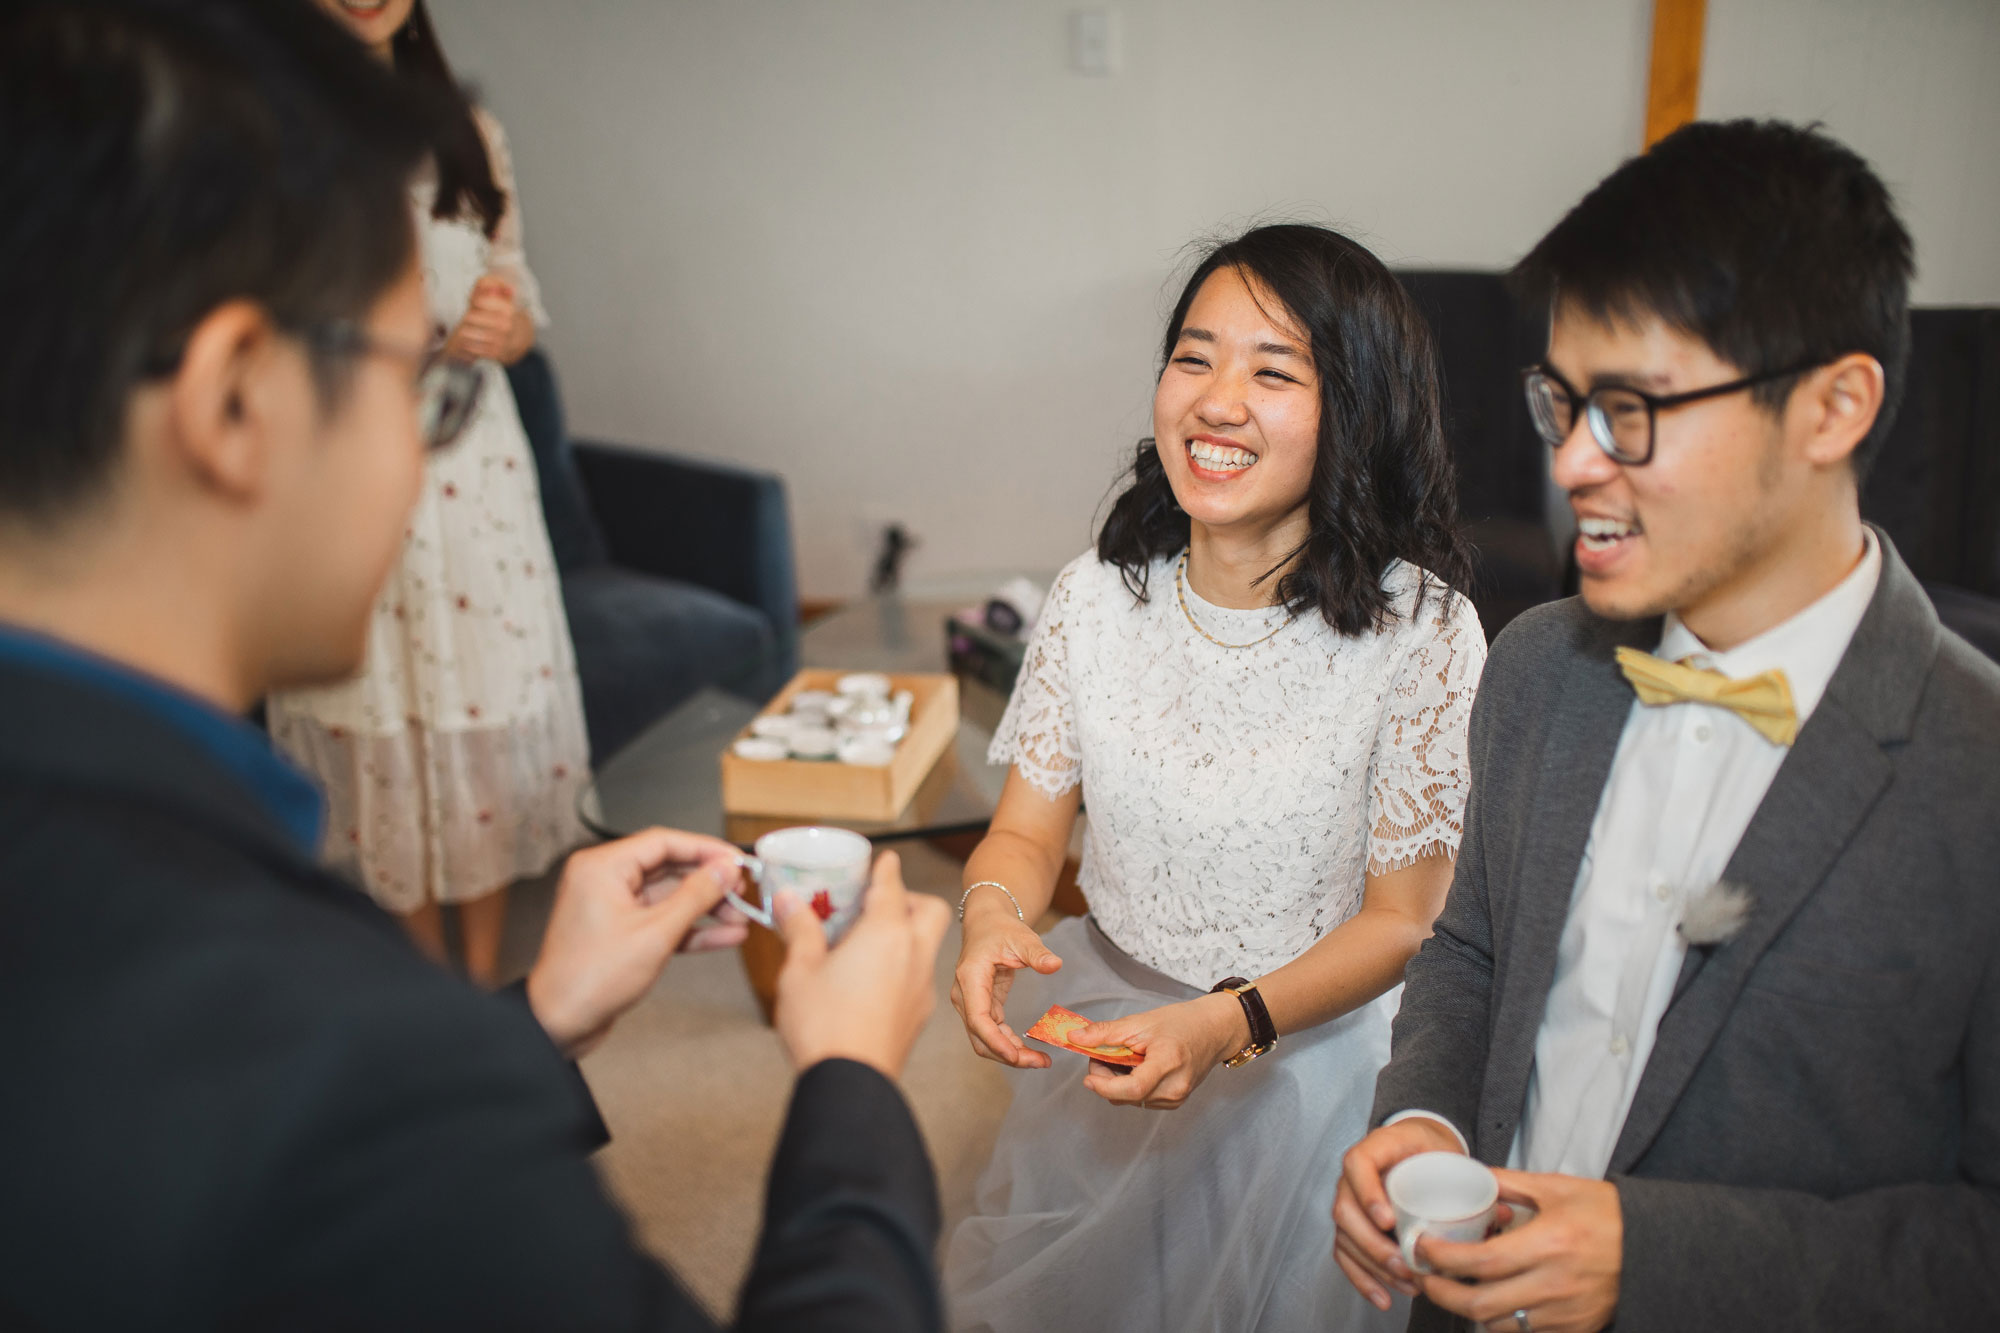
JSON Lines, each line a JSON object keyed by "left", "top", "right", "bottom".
{"left": 991, "top": 551, "right": 1486, "bottom": 987}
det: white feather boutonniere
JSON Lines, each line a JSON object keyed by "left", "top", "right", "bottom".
{"left": 1678, "top": 879, "right": 1754, "bottom": 948}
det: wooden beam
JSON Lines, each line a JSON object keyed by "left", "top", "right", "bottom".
{"left": 1644, "top": 0, "right": 1707, "bottom": 148}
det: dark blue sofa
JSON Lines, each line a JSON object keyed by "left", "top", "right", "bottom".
{"left": 506, "top": 350, "right": 797, "bottom": 761}
{"left": 1859, "top": 306, "right": 2000, "bottom": 661}
{"left": 1398, "top": 270, "right": 1562, "bottom": 639}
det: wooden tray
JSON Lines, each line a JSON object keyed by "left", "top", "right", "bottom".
{"left": 719, "top": 669, "right": 959, "bottom": 821}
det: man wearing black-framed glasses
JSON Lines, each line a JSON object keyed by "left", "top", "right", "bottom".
{"left": 1337, "top": 120, "right": 2000, "bottom": 1333}
{"left": 1520, "top": 358, "right": 1825, "bottom": 467}
{"left": 142, "top": 322, "right": 485, "bottom": 451}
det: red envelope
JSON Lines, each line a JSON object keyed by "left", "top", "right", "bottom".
{"left": 1024, "top": 1004, "right": 1144, "bottom": 1067}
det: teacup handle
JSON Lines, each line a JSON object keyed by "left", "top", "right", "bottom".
{"left": 1400, "top": 1221, "right": 1436, "bottom": 1276}
{"left": 723, "top": 854, "right": 774, "bottom": 929}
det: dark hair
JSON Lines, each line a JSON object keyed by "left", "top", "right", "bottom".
{"left": 1513, "top": 118, "right": 1914, "bottom": 478}
{"left": 1097, "top": 224, "right": 1473, "bottom": 636}
{"left": 391, "top": 0, "right": 505, "bottom": 238}
{"left": 0, "top": 0, "right": 448, "bottom": 526}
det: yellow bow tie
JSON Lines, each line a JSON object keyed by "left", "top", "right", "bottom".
{"left": 1614, "top": 646, "right": 1800, "bottom": 747}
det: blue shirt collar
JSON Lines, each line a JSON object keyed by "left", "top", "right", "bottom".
{"left": 0, "top": 623, "right": 325, "bottom": 853}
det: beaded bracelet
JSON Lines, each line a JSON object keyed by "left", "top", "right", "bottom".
{"left": 957, "top": 880, "right": 1025, "bottom": 922}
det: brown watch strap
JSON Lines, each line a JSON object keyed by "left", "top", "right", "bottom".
{"left": 1211, "top": 975, "right": 1278, "bottom": 1063}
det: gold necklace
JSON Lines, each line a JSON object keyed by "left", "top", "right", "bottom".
{"left": 1174, "top": 549, "right": 1298, "bottom": 650}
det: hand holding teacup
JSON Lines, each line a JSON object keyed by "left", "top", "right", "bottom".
{"left": 771, "top": 847, "right": 953, "bottom": 1080}
{"left": 526, "top": 826, "right": 750, "bottom": 1059}
{"left": 1333, "top": 1116, "right": 1478, "bottom": 1308}
{"left": 1400, "top": 1168, "right": 1620, "bottom": 1333}
{"left": 1336, "top": 1117, "right": 1621, "bottom": 1333}
{"left": 714, "top": 825, "right": 952, "bottom": 1080}
{"left": 497, "top": 817, "right": 953, "bottom": 1108}
{"left": 1385, "top": 1152, "right": 1499, "bottom": 1275}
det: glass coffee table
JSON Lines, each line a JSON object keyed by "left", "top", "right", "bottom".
{"left": 578, "top": 576, "right": 1021, "bottom": 846}
{"left": 577, "top": 577, "right": 1028, "bottom": 1017}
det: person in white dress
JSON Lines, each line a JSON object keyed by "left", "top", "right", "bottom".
{"left": 272, "top": 0, "right": 589, "bottom": 983}
{"left": 943, "top": 224, "right": 1487, "bottom": 1331}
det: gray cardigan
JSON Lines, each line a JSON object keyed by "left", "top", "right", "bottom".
{"left": 1373, "top": 532, "right": 2000, "bottom": 1331}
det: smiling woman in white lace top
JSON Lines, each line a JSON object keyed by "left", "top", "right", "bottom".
{"left": 999, "top": 554, "right": 1478, "bottom": 989}
{"left": 944, "top": 225, "right": 1486, "bottom": 1333}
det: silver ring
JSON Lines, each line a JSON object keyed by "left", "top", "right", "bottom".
{"left": 1512, "top": 1310, "right": 1533, "bottom": 1333}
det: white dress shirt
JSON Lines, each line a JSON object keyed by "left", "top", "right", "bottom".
{"left": 1392, "top": 529, "right": 1881, "bottom": 1177}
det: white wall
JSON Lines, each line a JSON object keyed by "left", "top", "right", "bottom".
{"left": 1702, "top": 0, "right": 2000, "bottom": 310}
{"left": 428, "top": 0, "right": 2000, "bottom": 599}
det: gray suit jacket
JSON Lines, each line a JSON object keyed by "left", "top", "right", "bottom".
{"left": 1372, "top": 532, "right": 2000, "bottom": 1331}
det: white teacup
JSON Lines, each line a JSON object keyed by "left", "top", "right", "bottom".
{"left": 726, "top": 826, "right": 872, "bottom": 944}
{"left": 1384, "top": 1152, "right": 1498, "bottom": 1275}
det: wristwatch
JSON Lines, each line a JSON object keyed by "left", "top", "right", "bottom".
{"left": 1210, "top": 976, "right": 1278, "bottom": 1068}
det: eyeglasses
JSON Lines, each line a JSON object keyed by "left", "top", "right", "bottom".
{"left": 303, "top": 323, "right": 484, "bottom": 451}
{"left": 1520, "top": 360, "right": 1823, "bottom": 465}
{"left": 141, "top": 320, "right": 484, "bottom": 451}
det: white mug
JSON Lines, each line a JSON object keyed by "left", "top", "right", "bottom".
{"left": 726, "top": 826, "right": 873, "bottom": 944}
{"left": 1384, "top": 1152, "right": 1498, "bottom": 1275}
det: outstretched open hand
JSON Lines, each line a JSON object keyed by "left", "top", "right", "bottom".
{"left": 950, "top": 907, "right": 1064, "bottom": 1069}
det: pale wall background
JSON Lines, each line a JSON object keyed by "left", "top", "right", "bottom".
{"left": 428, "top": 0, "right": 2000, "bottom": 599}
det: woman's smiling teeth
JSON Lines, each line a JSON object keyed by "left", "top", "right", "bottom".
{"left": 1187, "top": 440, "right": 1258, "bottom": 472}
{"left": 1577, "top": 516, "right": 1639, "bottom": 551}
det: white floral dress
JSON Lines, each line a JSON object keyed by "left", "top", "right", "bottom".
{"left": 268, "top": 110, "right": 589, "bottom": 913}
{"left": 944, "top": 550, "right": 1485, "bottom": 1332}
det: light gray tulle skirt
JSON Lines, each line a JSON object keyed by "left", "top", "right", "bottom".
{"left": 943, "top": 915, "right": 1409, "bottom": 1333}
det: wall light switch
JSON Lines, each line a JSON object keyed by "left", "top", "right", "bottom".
{"left": 1069, "top": 8, "right": 1119, "bottom": 76}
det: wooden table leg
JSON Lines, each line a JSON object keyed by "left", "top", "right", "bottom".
{"left": 738, "top": 921, "right": 783, "bottom": 1025}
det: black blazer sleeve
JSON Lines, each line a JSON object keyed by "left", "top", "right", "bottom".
{"left": 738, "top": 1059, "right": 944, "bottom": 1333}
{"left": 235, "top": 981, "right": 941, "bottom": 1332}
{"left": 497, "top": 976, "right": 612, "bottom": 1152}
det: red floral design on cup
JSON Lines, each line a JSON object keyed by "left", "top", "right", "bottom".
{"left": 810, "top": 890, "right": 835, "bottom": 922}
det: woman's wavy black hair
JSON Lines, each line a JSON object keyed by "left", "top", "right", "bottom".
{"left": 1097, "top": 223, "right": 1472, "bottom": 636}
{"left": 390, "top": 0, "right": 504, "bottom": 238}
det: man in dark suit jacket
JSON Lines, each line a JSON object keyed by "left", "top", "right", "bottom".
{"left": 0, "top": 2, "right": 950, "bottom": 1328}
{"left": 1334, "top": 122, "right": 2000, "bottom": 1331}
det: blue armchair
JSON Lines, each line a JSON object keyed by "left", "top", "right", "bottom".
{"left": 1396, "top": 270, "right": 1563, "bottom": 639}
{"left": 506, "top": 350, "right": 798, "bottom": 761}
{"left": 1859, "top": 307, "right": 2000, "bottom": 662}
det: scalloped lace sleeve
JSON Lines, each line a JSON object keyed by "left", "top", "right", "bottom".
{"left": 473, "top": 108, "right": 550, "bottom": 329}
{"left": 1365, "top": 587, "right": 1486, "bottom": 876}
{"left": 987, "top": 564, "right": 1084, "bottom": 799}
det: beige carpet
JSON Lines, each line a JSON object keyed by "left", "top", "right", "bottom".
{"left": 502, "top": 841, "right": 1012, "bottom": 1318}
